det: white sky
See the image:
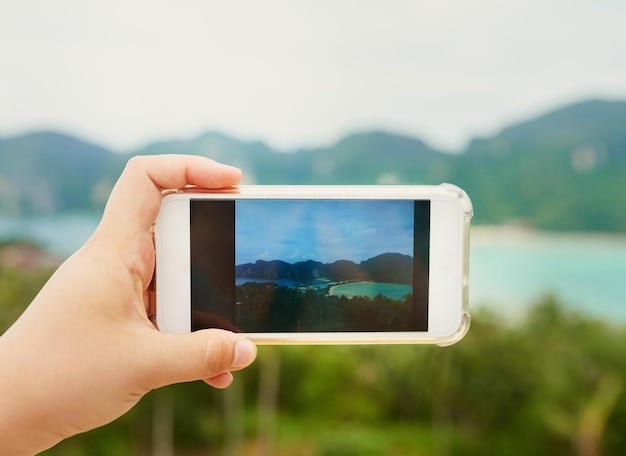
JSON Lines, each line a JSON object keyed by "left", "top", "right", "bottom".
{"left": 1, "top": 0, "right": 625, "bottom": 153}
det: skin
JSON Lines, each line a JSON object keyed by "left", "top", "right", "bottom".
{"left": 0, "top": 155, "right": 257, "bottom": 454}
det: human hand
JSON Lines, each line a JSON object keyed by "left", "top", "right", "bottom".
{"left": 0, "top": 155, "right": 257, "bottom": 454}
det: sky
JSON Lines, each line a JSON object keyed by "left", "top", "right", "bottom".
{"left": 1, "top": 0, "right": 625, "bottom": 153}
{"left": 235, "top": 200, "right": 414, "bottom": 264}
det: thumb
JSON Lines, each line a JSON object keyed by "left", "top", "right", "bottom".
{"left": 142, "top": 329, "right": 257, "bottom": 389}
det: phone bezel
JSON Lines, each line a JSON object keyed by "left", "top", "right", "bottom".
{"left": 155, "top": 185, "right": 472, "bottom": 345}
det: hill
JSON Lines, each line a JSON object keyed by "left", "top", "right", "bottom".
{"left": 235, "top": 253, "right": 414, "bottom": 286}
{"left": 0, "top": 99, "right": 625, "bottom": 231}
{"left": 134, "top": 130, "right": 449, "bottom": 185}
{"left": 0, "top": 132, "right": 125, "bottom": 215}
{"left": 450, "top": 99, "right": 626, "bottom": 230}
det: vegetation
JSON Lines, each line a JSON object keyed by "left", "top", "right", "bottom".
{"left": 0, "top": 257, "right": 54, "bottom": 332}
{"left": 3, "top": 261, "right": 626, "bottom": 455}
{"left": 235, "top": 283, "right": 416, "bottom": 332}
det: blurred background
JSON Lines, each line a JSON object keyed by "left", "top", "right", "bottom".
{"left": 2, "top": 1, "right": 626, "bottom": 454}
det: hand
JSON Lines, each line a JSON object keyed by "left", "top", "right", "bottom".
{"left": 0, "top": 155, "right": 257, "bottom": 454}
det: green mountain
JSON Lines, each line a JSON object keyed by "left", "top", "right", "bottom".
{"left": 134, "top": 130, "right": 449, "bottom": 185}
{"left": 235, "top": 253, "right": 414, "bottom": 286}
{"left": 0, "top": 132, "right": 125, "bottom": 215}
{"left": 291, "top": 132, "right": 451, "bottom": 185}
{"left": 450, "top": 100, "right": 626, "bottom": 230}
{"left": 0, "top": 99, "right": 625, "bottom": 231}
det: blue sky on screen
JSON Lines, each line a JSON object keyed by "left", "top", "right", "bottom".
{"left": 235, "top": 200, "right": 414, "bottom": 265}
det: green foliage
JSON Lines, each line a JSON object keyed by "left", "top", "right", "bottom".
{"left": 0, "top": 264, "right": 53, "bottom": 333}
{"left": 3, "top": 260, "right": 624, "bottom": 454}
{"left": 0, "top": 277, "right": 612, "bottom": 455}
{"left": 236, "top": 283, "right": 415, "bottom": 332}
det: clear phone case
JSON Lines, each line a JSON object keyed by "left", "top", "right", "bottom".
{"left": 155, "top": 184, "right": 473, "bottom": 346}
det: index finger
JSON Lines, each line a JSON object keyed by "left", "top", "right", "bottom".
{"left": 101, "top": 154, "right": 242, "bottom": 233}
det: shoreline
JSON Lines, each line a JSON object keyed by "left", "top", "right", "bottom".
{"left": 328, "top": 281, "right": 412, "bottom": 299}
{"left": 327, "top": 280, "right": 373, "bottom": 296}
{"left": 470, "top": 225, "right": 626, "bottom": 247}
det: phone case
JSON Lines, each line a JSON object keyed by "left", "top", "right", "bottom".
{"left": 155, "top": 184, "right": 473, "bottom": 346}
{"left": 435, "top": 184, "right": 472, "bottom": 347}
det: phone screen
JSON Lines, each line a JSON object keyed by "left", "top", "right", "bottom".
{"left": 189, "top": 199, "right": 430, "bottom": 333}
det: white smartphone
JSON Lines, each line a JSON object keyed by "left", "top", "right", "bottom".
{"left": 154, "top": 184, "right": 472, "bottom": 346}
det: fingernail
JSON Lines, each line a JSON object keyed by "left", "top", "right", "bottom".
{"left": 232, "top": 339, "right": 257, "bottom": 368}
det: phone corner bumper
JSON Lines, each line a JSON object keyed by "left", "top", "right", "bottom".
{"left": 436, "top": 310, "right": 471, "bottom": 347}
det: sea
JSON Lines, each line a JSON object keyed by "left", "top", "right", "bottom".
{"left": 330, "top": 282, "right": 413, "bottom": 300}
{"left": 1, "top": 215, "right": 625, "bottom": 324}
{"left": 470, "top": 226, "right": 626, "bottom": 323}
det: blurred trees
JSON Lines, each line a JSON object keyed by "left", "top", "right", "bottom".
{"left": 0, "top": 262, "right": 53, "bottom": 333}
{"left": 236, "top": 283, "right": 415, "bottom": 332}
{"left": 3, "top": 262, "right": 626, "bottom": 455}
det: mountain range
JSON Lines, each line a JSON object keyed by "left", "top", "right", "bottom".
{"left": 1, "top": 98, "right": 625, "bottom": 231}
{"left": 236, "top": 253, "right": 414, "bottom": 286}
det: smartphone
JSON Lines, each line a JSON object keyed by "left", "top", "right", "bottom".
{"left": 154, "top": 184, "right": 472, "bottom": 346}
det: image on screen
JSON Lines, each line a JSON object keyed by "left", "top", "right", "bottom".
{"left": 190, "top": 199, "right": 430, "bottom": 332}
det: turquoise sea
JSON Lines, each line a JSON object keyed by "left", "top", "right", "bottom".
{"left": 0, "top": 214, "right": 101, "bottom": 255}
{"left": 1, "top": 216, "right": 625, "bottom": 323}
{"left": 470, "top": 227, "right": 626, "bottom": 323}
{"left": 330, "top": 282, "right": 412, "bottom": 300}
